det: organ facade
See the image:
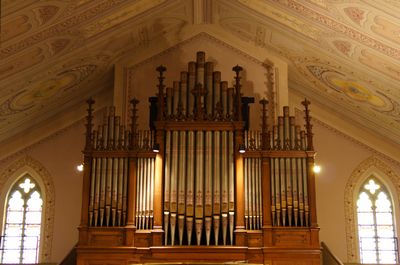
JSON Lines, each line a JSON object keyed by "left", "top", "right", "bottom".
{"left": 77, "top": 51, "right": 320, "bottom": 265}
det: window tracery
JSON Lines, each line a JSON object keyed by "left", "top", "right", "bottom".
{"left": 344, "top": 157, "right": 400, "bottom": 263}
{"left": 1, "top": 176, "right": 43, "bottom": 264}
{"left": 357, "top": 178, "right": 398, "bottom": 263}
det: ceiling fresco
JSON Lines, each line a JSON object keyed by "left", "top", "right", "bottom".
{"left": 1, "top": 0, "right": 400, "bottom": 151}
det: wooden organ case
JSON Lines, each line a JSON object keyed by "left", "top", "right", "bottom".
{"left": 77, "top": 52, "right": 321, "bottom": 265}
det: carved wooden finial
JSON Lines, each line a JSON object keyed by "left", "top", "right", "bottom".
{"left": 259, "top": 98, "right": 269, "bottom": 150}
{"left": 156, "top": 65, "right": 167, "bottom": 120}
{"left": 156, "top": 65, "right": 167, "bottom": 76}
{"left": 301, "top": 98, "right": 314, "bottom": 151}
{"left": 85, "top": 98, "right": 95, "bottom": 151}
{"left": 232, "top": 65, "right": 243, "bottom": 121}
{"left": 232, "top": 65, "right": 243, "bottom": 75}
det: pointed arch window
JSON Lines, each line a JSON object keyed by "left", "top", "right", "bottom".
{"left": 0, "top": 176, "right": 43, "bottom": 264}
{"left": 357, "top": 177, "right": 399, "bottom": 264}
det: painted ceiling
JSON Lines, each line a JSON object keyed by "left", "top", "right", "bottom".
{"left": 1, "top": 0, "right": 400, "bottom": 153}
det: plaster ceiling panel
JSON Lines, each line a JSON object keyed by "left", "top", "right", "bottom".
{"left": 226, "top": 0, "right": 400, "bottom": 145}
{"left": 0, "top": 0, "right": 189, "bottom": 144}
{"left": 1, "top": 0, "right": 400, "bottom": 152}
{"left": 0, "top": 58, "right": 107, "bottom": 141}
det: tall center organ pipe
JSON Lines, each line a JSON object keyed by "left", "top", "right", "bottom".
{"left": 163, "top": 129, "right": 236, "bottom": 246}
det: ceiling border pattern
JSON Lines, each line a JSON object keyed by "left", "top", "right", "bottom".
{"left": 272, "top": 0, "right": 400, "bottom": 60}
{"left": 0, "top": 0, "right": 129, "bottom": 60}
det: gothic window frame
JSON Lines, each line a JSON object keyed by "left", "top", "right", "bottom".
{"left": 356, "top": 177, "right": 398, "bottom": 263}
{"left": 345, "top": 157, "right": 400, "bottom": 263}
{"left": 1, "top": 175, "right": 43, "bottom": 263}
{"left": 0, "top": 157, "right": 55, "bottom": 263}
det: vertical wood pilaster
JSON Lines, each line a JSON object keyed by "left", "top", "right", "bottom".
{"left": 262, "top": 156, "right": 271, "bottom": 226}
{"left": 78, "top": 155, "right": 92, "bottom": 245}
{"left": 79, "top": 98, "right": 94, "bottom": 246}
{"left": 307, "top": 153, "right": 318, "bottom": 228}
{"left": 125, "top": 157, "right": 137, "bottom": 245}
{"left": 152, "top": 127, "right": 165, "bottom": 245}
{"left": 261, "top": 155, "right": 273, "bottom": 247}
{"left": 234, "top": 126, "right": 246, "bottom": 245}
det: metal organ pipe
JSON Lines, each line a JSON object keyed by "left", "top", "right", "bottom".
{"left": 117, "top": 157, "right": 124, "bottom": 226}
{"left": 170, "top": 131, "right": 179, "bottom": 245}
{"left": 205, "top": 131, "right": 213, "bottom": 245}
{"left": 186, "top": 130, "right": 195, "bottom": 245}
{"left": 221, "top": 82, "right": 228, "bottom": 118}
{"left": 180, "top": 72, "right": 188, "bottom": 117}
{"left": 188, "top": 62, "right": 196, "bottom": 117}
{"left": 228, "top": 132, "right": 235, "bottom": 244}
{"left": 213, "top": 72, "right": 221, "bottom": 117}
{"left": 205, "top": 62, "right": 213, "bottom": 116}
{"left": 173, "top": 81, "right": 179, "bottom": 117}
{"left": 213, "top": 131, "right": 221, "bottom": 245}
{"left": 167, "top": 87, "right": 173, "bottom": 118}
{"left": 221, "top": 131, "right": 229, "bottom": 245}
{"left": 164, "top": 131, "right": 171, "bottom": 244}
{"left": 178, "top": 131, "right": 186, "bottom": 245}
{"left": 195, "top": 130, "right": 204, "bottom": 246}
{"left": 89, "top": 158, "right": 96, "bottom": 226}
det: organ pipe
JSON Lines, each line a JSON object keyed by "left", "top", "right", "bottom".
{"left": 205, "top": 62, "right": 213, "bottom": 116}
{"left": 195, "top": 130, "right": 204, "bottom": 245}
{"left": 178, "top": 131, "right": 186, "bottom": 244}
{"left": 180, "top": 72, "right": 188, "bottom": 117}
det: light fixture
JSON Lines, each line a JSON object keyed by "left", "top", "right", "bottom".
{"left": 152, "top": 143, "right": 160, "bottom": 153}
{"left": 313, "top": 164, "right": 321, "bottom": 174}
{"left": 238, "top": 144, "right": 246, "bottom": 154}
{"left": 77, "top": 164, "right": 84, "bottom": 172}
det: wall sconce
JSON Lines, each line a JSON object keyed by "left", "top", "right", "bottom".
{"left": 313, "top": 164, "right": 321, "bottom": 174}
{"left": 152, "top": 143, "right": 160, "bottom": 153}
{"left": 77, "top": 164, "right": 84, "bottom": 172}
{"left": 238, "top": 144, "right": 246, "bottom": 154}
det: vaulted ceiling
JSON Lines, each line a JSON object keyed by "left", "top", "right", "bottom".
{"left": 1, "top": 0, "right": 400, "bottom": 158}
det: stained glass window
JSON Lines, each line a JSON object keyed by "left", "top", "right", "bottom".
{"left": 0, "top": 176, "right": 42, "bottom": 264}
{"left": 357, "top": 178, "right": 398, "bottom": 264}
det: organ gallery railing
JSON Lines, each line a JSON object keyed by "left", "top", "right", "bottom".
{"left": 79, "top": 51, "right": 318, "bottom": 252}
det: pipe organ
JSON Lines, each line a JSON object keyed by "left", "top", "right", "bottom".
{"left": 77, "top": 51, "right": 321, "bottom": 265}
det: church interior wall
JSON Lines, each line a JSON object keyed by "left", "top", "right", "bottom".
{"left": 0, "top": 38, "right": 399, "bottom": 263}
